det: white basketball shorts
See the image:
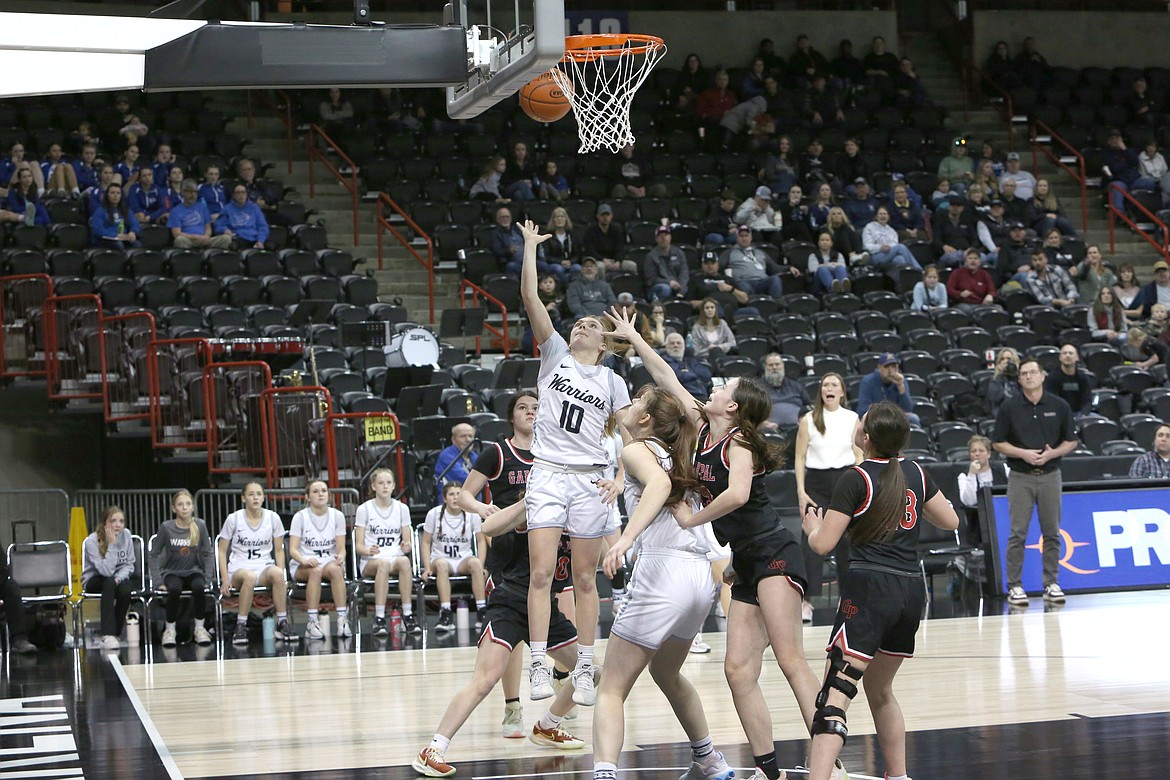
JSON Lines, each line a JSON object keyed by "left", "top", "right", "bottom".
{"left": 610, "top": 550, "right": 714, "bottom": 650}
{"left": 525, "top": 465, "right": 611, "bottom": 539}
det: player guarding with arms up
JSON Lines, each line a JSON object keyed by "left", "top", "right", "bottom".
{"left": 801, "top": 402, "right": 959, "bottom": 780}
{"left": 519, "top": 219, "right": 631, "bottom": 707}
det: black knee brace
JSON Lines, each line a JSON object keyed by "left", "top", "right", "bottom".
{"left": 810, "top": 646, "right": 864, "bottom": 743}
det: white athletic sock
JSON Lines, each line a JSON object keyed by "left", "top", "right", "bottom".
{"left": 307, "top": 609, "right": 319, "bottom": 621}
{"left": 402, "top": 604, "right": 412, "bottom": 616}
{"left": 375, "top": 605, "right": 386, "bottom": 619}
{"left": 428, "top": 734, "right": 451, "bottom": 752}
{"left": 336, "top": 607, "right": 347, "bottom": 620}
{"left": 576, "top": 644, "right": 594, "bottom": 668}
{"left": 691, "top": 736, "right": 714, "bottom": 759}
{"left": 538, "top": 710, "right": 563, "bottom": 731}
{"left": 165, "top": 621, "right": 176, "bottom": 631}
{"left": 441, "top": 601, "right": 451, "bottom": 611}
{"left": 530, "top": 642, "right": 547, "bottom": 667}
{"left": 887, "top": 775, "right": 909, "bottom": 780}
{"left": 276, "top": 612, "right": 287, "bottom": 621}
{"left": 594, "top": 760, "right": 618, "bottom": 780}
{"left": 476, "top": 599, "right": 486, "bottom": 610}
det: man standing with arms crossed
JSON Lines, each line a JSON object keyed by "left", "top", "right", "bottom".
{"left": 991, "top": 357, "right": 1078, "bottom": 607}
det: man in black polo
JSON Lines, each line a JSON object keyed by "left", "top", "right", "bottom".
{"left": 1043, "top": 343, "right": 1093, "bottom": 417}
{"left": 992, "top": 357, "right": 1078, "bottom": 607}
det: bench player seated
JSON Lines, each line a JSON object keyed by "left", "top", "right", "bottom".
{"left": 421, "top": 483, "right": 486, "bottom": 632}
{"left": 355, "top": 468, "right": 421, "bottom": 636}
{"left": 218, "top": 482, "right": 295, "bottom": 644}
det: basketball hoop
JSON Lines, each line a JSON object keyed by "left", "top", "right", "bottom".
{"left": 549, "top": 33, "right": 666, "bottom": 154}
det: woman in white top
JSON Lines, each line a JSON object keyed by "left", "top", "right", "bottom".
{"left": 957, "top": 435, "right": 1003, "bottom": 546}
{"left": 689, "top": 298, "right": 737, "bottom": 360}
{"left": 794, "top": 372, "right": 862, "bottom": 623}
{"left": 289, "top": 479, "right": 349, "bottom": 641}
{"left": 218, "top": 482, "right": 294, "bottom": 645}
{"left": 592, "top": 385, "right": 734, "bottom": 780}
{"left": 520, "top": 219, "right": 631, "bottom": 707}
{"left": 422, "top": 483, "right": 486, "bottom": 633}
{"left": 861, "top": 205, "right": 923, "bottom": 271}
{"left": 355, "top": 468, "right": 419, "bottom": 637}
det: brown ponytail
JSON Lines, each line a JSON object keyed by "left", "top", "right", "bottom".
{"left": 631, "top": 386, "right": 701, "bottom": 504}
{"left": 849, "top": 402, "right": 909, "bottom": 547}
{"left": 729, "top": 378, "right": 783, "bottom": 471}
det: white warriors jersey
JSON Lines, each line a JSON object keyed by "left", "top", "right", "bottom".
{"left": 623, "top": 440, "right": 711, "bottom": 556}
{"left": 423, "top": 507, "right": 482, "bottom": 561}
{"left": 289, "top": 507, "right": 345, "bottom": 573}
{"left": 533, "top": 333, "right": 631, "bottom": 466}
{"left": 220, "top": 509, "right": 285, "bottom": 571}
{"left": 355, "top": 498, "right": 411, "bottom": 568}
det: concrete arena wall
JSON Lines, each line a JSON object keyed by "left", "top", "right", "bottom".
{"left": 972, "top": 10, "right": 1170, "bottom": 70}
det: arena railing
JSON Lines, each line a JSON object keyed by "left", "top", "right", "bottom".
{"left": 74, "top": 489, "right": 183, "bottom": 542}
{"left": 99, "top": 311, "right": 157, "bottom": 425}
{"left": 0, "top": 489, "right": 71, "bottom": 550}
{"left": 204, "top": 360, "right": 274, "bottom": 480}
{"left": 147, "top": 337, "right": 215, "bottom": 452}
{"left": 307, "top": 124, "right": 360, "bottom": 246}
{"left": 376, "top": 192, "right": 435, "bottom": 323}
{"left": 1106, "top": 183, "right": 1170, "bottom": 262}
{"left": 1029, "top": 120, "right": 1088, "bottom": 233}
{"left": 43, "top": 294, "right": 103, "bottom": 404}
{"left": 260, "top": 385, "right": 334, "bottom": 489}
{"left": 0, "top": 273, "right": 52, "bottom": 380}
{"left": 458, "top": 279, "right": 511, "bottom": 359}
{"left": 965, "top": 63, "right": 1017, "bottom": 149}
{"left": 322, "top": 411, "right": 406, "bottom": 492}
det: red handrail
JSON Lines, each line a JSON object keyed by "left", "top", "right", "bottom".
{"left": 1107, "top": 183, "right": 1170, "bottom": 262}
{"left": 147, "top": 337, "right": 213, "bottom": 450}
{"left": 43, "top": 294, "right": 103, "bottom": 402}
{"left": 376, "top": 192, "right": 435, "bottom": 323}
{"left": 966, "top": 62, "right": 1017, "bottom": 149}
{"left": 203, "top": 360, "right": 273, "bottom": 477}
{"left": 99, "top": 310, "right": 156, "bottom": 424}
{"left": 1029, "top": 120, "right": 1088, "bottom": 233}
{"left": 0, "top": 273, "right": 52, "bottom": 379}
{"left": 458, "top": 278, "right": 510, "bottom": 359}
{"left": 260, "top": 385, "right": 333, "bottom": 487}
{"left": 307, "top": 123, "right": 360, "bottom": 247}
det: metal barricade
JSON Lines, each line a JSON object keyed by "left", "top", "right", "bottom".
{"left": 323, "top": 411, "right": 406, "bottom": 492}
{"left": 0, "top": 489, "right": 71, "bottom": 550}
{"left": 0, "top": 274, "right": 52, "bottom": 379}
{"left": 100, "top": 311, "right": 158, "bottom": 424}
{"left": 194, "top": 487, "right": 362, "bottom": 537}
{"left": 204, "top": 361, "right": 273, "bottom": 479}
{"left": 147, "top": 338, "right": 213, "bottom": 450}
{"left": 73, "top": 489, "right": 183, "bottom": 542}
{"left": 260, "top": 386, "right": 333, "bottom": 488}
{"left": 43, "top": 294, "right": 103, "bottom": 402}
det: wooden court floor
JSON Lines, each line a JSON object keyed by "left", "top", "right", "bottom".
{"left": 97, "top": 589, "right": 1169, "bottom": 780}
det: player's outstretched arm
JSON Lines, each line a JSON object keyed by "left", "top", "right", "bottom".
{"left": 604, "top": 305, "right": 702, "bottom": 426}
{"left": 519, "top": 219, "right": 555, "bottom": 346}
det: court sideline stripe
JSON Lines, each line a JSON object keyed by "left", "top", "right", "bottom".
{"left": 109, "top": 655, "right": 185, "bottom": 780}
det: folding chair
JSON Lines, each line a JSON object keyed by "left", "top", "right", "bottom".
{"left": 350, "top": 529, "right": 423, "bottom": 636}
{"left": 6, "top": 541, "right": 71, "bottom": 650}
{"left": 146, "top": 534, "right": 220, "bottom": 644}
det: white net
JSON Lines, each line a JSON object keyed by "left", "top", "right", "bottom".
{"left": 549, "top": 35, "right": 667, "bottom": 154}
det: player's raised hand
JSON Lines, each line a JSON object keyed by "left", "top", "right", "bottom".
{"left": 603, "top": 306, "right": 639, "bottom": 341}
{"left": 519, "top": 219, "right": 552, "bottom": 244}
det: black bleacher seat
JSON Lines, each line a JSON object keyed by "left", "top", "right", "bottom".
{"left": 263, "top": 276, "right": 302, "bottom": 307}
{"left": 166, "top": 250, "right": 204, "bottom": 278}
{"left": 280, "top": 249, "right": 319, "bottom": 278}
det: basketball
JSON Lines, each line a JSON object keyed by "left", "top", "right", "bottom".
{"left": 518, "top": 71, "right": 571, "bottom": 123}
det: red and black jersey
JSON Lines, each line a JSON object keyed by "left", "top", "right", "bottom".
{"left": 494, "top": 529, "right": 572, "bottom": 601}
{"left": 828, "top": 458, "right": 939, "bottom": 573}
{"left": 694, "top": 423, "right": 783, "bottom": 549}
{"left": 473, "top": 438, "right": 532, "bottom": 579}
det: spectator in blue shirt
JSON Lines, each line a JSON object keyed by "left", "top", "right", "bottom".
{"left": 855, "top": 352, "right": 919, "bottom": 425}
{"left": 1, "top": 166, "right": 50, "bottom": 226}
{"left": 89, "top": 183, "right": 139, "bottom": 249}
{"left": 0, "top": 141, "right": 45, "bottom": 198}
{"left": 40, "top": 143, "right": 80, "bottom": 199}
{"left": 151, "top": 144, "right": 178, "bottom": 187}
{"left": 434, "top": 423, "right": 478, "bottom": 503}
{"left": 162, "top": 165, "right": 185, "bottom": 213}
{"left": 127, "top": 167, "right": 168, "bottom": 227}
{"left": 116, "top": 145, "right": 141, "bottom": 188}
{"left": 85, "top": 164, "right": 116, "bottom": 219}
{"left": 216, "top": 183, "right": 270, "bottom": 249}
{"left": 170, "top": 179, "right": 232, "bottom": 250}
{"left": 198, "top": 165, "right": 227, "bottom": 221}
{"left": 72, "top": 144, "right": 100, "bottom": 193}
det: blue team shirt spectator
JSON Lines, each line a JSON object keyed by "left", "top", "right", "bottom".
{"left": 169, "top": 200, "right": 214, "bottom": 236}
{"left": 2, "top": 190, "right": 50, "bottom": 226}
{"left": 198, "top": 181, "right": 227, "bottom": 217}
{"left": 216, "top": 197, "right": 270, "bottom": 246}
{"left": 128, "top": 180, "right": 168, "bottom": 224}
